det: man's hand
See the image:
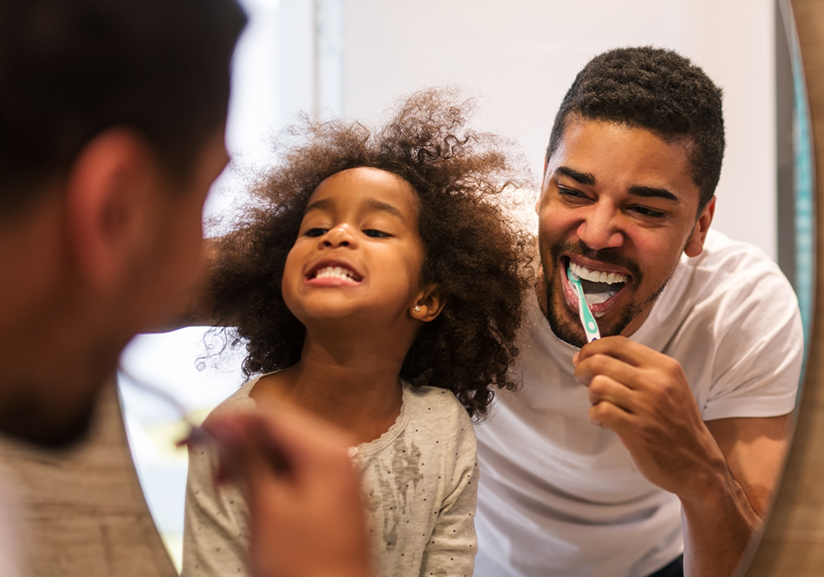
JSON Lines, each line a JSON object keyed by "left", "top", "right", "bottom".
{"left": 573, "top": 336, "right": 791, "bottom": 577}
{"left": 204, "top": 406, "right": 371, "bottom": 577}
{"left": 572, "top": 336, "right": 728, "bottom": 499}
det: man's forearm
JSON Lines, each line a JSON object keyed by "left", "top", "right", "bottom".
{"left": 680, "top": 470, "right": 762, "bottom": 577}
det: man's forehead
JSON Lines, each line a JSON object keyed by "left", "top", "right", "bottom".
{"left": 545, "top": 119, "right": 699, "bottom": 198}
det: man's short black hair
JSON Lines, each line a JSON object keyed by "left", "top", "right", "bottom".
{"left": 545, "top": 46, "right": 725, "bottom": 211}
{"left": 0, "top": 0, "right": 247, "bottom": 214}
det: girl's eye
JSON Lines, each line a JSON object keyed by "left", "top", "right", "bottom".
{"left": 304, "top": 228, "right": 327, "bottom": 237}
{"left": 363, "top": 229, "right": 390, "bottom": 238}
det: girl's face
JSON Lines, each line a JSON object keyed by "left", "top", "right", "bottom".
{"left": 282, "top": 167, "right": 428, "bottom": 327}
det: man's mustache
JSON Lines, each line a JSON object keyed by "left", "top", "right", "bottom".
{"left": 549, "top": 240, "right": 643, "bottom": 282}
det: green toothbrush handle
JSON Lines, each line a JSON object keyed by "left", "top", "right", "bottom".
{"left": 570, "top": 275, "right": 601, "bottom": 342}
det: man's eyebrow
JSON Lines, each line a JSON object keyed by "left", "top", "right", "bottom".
{"left": 628, "top": 185, "right": 680, "bottom": 203}
{"left": 554, "top": 166, "right": 681, "bottom": 204}
{"left": 555, "top": 166, "right": 596, "bottom": 185}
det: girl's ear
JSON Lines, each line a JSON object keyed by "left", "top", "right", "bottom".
{"left": 410, "top": 285, "right": 446, "bottom": 322}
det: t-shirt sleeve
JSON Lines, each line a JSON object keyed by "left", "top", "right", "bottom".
{"left": 700, "top": 260, "right": 804, "bottom": 421}
{"left": 418, "top": 407, "right": 478, "bottom": 577}
{"left": 181, "top": 420, "right": 252, "bottom": 577}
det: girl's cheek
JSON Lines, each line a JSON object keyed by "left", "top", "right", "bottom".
{"left": 281, "top": 253, "right": 302, "bottom": 298}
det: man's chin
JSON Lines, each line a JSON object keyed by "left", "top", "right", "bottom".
{"left": 546, "top": 308, "right": 588, "bottom": 348}
{"left": 0, "top": 391, "right": 97, "bottom": 450}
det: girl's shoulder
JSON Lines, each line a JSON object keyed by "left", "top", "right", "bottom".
{"left": 405, "top": 385, "right": 466, "bottom": 412}
{"left": 402, "top": 385, "right": 475, "bottom": 440}
{"left": 202, "top": 376, "right": 261, "bottom": 425}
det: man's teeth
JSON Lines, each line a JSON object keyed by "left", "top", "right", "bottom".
{"left": 314, "top": 266, "right": 358, "bottom": 281}
{"left": 569, "top": 262, "right": 628, "bottom": 285}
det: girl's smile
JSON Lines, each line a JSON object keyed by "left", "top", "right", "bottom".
{"left": 304, "top": 259, "right": 365, "bottom": 286}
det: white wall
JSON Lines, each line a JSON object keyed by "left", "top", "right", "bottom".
{"left": 341, "top": 0, "right": 777, "bottom": 258}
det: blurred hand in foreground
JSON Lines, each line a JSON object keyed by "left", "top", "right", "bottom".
{"left": 205, "top": 407, "right": 371, "bottom": 577}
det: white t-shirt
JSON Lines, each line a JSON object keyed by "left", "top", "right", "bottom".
{"left": 183, "top": 379, "right": 478, "bottom": 577}
{"left": 473, "top": 230, "right": 803, "bottom": 577}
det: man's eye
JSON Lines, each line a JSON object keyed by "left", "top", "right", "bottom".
{"left": 631, "top": 206, "right": 666, "bottom": 218}
{"left": 558, "top": 186, "right": 586, "bottom": 200}
{"left": 305, "top": 228, "right": 327, "bottom": 237}
{"left": 363, "top": 229, "right": 390, "bottom": 238}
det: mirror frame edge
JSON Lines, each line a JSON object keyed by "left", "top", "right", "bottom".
{"left": 740, "top": 0, "right": 823, "bottom": 574}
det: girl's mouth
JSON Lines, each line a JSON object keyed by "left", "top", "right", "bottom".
{"left": 306, "top": 262, "right": 364, "bottom": 285}
{"left": 562, "top": 258, "right": 628, "bottom": 316}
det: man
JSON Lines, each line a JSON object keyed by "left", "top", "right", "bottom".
{"left": 473, "top": 47, "right": 803, "bottom": 577}
{"left": 0, "top": 1, "right": 370, "bottom": 576}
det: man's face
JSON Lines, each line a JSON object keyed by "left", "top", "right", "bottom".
{"left": 3, "top": 127, "right": 229, "bottom": 449}
{"left": 134, "top": 128, "right": 230, "bottom": 329}
{"left": 537, "top": 119, "right": 715, "bottom": 347}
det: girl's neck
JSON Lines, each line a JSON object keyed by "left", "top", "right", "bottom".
{"left": 252, "top": 331, "right": 409, "bottom": 445}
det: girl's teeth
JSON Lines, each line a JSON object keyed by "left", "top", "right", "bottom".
{"left": 316, "top": 266, "right": 356, "bottom": 280}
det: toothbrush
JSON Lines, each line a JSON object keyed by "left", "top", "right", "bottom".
{"left": 566, "top": 268, "right": 601, "bottom": 343}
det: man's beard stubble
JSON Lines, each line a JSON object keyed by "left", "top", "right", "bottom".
{"left": 0, "top": 338, "right": 121, "bottom": 450}
{"left": 0, "top": 384, "right": 96, "bottom": 449}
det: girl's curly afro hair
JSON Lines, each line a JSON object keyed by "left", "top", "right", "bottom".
{"left": 207, "top": 88, "right": 534, "bottom": 418}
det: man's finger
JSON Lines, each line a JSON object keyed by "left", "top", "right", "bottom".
{"left": 208, "top": 408, "right": 340, "bottom": 480}
{"left": 576, "top": 336, "right": 670, "bottom": 367}
{"left": 575, "top": 352, "right": 645, "bottom": 391}
{"left": 588, "top": 400, "right": 637, "bottom": 433}
{"left": 587, "top": 374, "right": 638, "bottom": 412}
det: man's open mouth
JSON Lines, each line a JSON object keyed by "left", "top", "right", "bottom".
{"left": 566, "top": 260, "right": 628, "bottom": 307}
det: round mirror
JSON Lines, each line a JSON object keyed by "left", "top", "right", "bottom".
{"left": 114, "top": 0, "right": 806, "bottom": 574}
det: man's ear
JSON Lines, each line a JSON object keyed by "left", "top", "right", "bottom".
{"left": 684, "top": 195, "right": 716, "bottom": 258}
{"left": 410, "top": 285, "right": 446, "bottom": 323}
{"left": 65, "top": 128, "right": 161, "bottom": 292}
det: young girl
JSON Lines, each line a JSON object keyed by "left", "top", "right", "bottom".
{"left": 182, "top": 89, "right": 532, "bottom": 577}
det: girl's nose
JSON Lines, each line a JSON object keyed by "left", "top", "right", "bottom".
{"left": 322, "top": 223, "right": 358, "bottom": 248}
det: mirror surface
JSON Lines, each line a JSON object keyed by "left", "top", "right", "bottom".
{"left": 118, "top": 0, "right": 801, "bottom": 573}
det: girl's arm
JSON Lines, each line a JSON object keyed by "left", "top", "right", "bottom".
{"left": 418, "top": 408, "right": 479, "bottom": 577}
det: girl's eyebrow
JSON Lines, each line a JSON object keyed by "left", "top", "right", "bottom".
{"left": 304, "top": 197, "right": 333, "bottom": 213}
{"left": 363, "top": 197, "right": 405, "bottom": 220}
{"left": 304, "top": 196, "right": 406, "bottom": 221}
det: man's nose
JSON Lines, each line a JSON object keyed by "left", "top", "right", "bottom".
{"left": 576, "top": 204, "right": 624, "bottom": 250}
{"left": 322, "top": 223, "right": 358, "bottom": 248}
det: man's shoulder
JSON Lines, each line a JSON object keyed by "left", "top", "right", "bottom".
{"left": 684, "top": 229, "right": 777, "bottom": 272}
{"left": 638, "top": 229, "right": 800, "bottom": 361}
{"left": 671, "top": 229, "right": 794, "bottom": 306}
